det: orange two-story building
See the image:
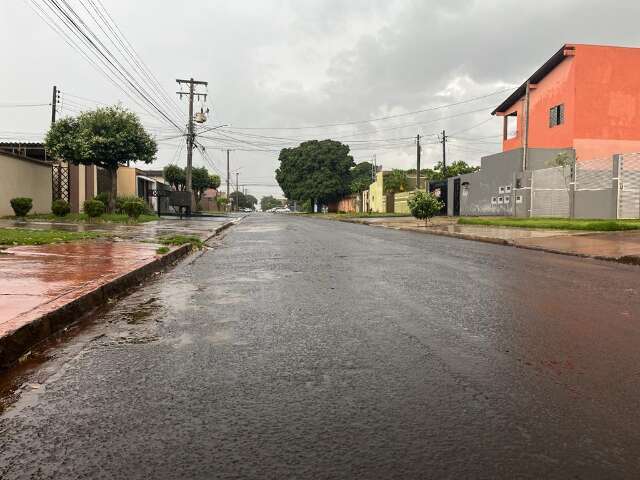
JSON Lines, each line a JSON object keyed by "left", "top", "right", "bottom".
{"left": 493, "top": 43, "right": 640, "bottom": 163}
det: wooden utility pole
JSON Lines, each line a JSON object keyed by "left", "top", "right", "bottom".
{"left": 441, "top": 130, "right": 448, "bottom": 177}
{"left": 176, "top": 78, "right": 208, "bottom": 195}
{"left": 51, "top": 86, "right": 58, "bottom": 125}
{"left": 235, "top": 172, "right": 239, "bottom": 212}
{"left": 416, "top": 134, "right": 421, "bottom": 190}
{"left": 226, "top": 149, "right": 230, "bottom": 212}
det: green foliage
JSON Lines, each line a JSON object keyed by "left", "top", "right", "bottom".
{"left": 192, "top": 167, "right": 220, "bottom": 204}
{"left": 45, "top": 106, "right": 157, "bottom": 171}
{"left": 115, "top": 195, "right": 152, "bottom": 215}
{"left": 0, "top": 228, "right": 99, "bottom": 245}
{"left": 230, "top": 191, "right": 258, "bottom": 209}
{"left": 163, "top": 164, "right": 186, "bottom": 191}
{"left": 350, "top": 161, "right": 373, "bottom": 193}
{"left": 46, "top": 106, "right": 156, "bottom": 212}
{"left": 83, "top": 199, "right": 106, "bottom": 218}
{"left": 51, "top": 199, "right": 71, "bottom": 217}
{"left": 275, "top": 139, "right": 354, "bottom": 204}
{"left": 384, "top": 169, "right": 409, "bottom": 193}
{"left": 458, "top": 217, "right": 640, "bottom": 231}
{"left": 433, "top": 161, "right": 480, "bottom": 179}
{"left": 10, "top": 197, "right": 33, "bottom": 217}
{"left": 123, "top": 199, "right": 146, "bottom": 218}
{"left": 260, "top": 195, "right": 284, "bottom": 211}
{"left": 407, "top": 191, "right": 444, "bottom": 224}
{"left": 216, "top": 197, "right": 228, "bottom": 208}
{"left": 94, "top": 192, "right": 109, "bottom": 207}
{"left": 158, "top": 234, "right": 203, "bottom": 249}
{"left": 547, "top": 152, "right": 573, "bottom": 168}
{"left": 156, "top": 246, "right": 170, "bottom": 255}
{"left": 301, "top": 199, "right": 313, "bottom": 212}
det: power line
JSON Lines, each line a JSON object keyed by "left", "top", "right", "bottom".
{"left": 228, "top": 88, "right": 513, "bottom": 130}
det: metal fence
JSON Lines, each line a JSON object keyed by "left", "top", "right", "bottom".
{"left": 619, "top": 153, "right": 640, "bottom": 219}
{"left": 531, "top": 166, "right": 571, "bottom": 217}
{"left": 575, "top": 157, "right": 613, "bottom": 192}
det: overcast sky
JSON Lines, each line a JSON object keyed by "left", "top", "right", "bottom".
{"left": 2, "top": 0, "right": 640, "bottom": 199}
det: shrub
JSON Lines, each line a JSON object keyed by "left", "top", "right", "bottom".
{"left": 10, "top": 197, "right": 33, "bottom": 217}
{"left": 123, "top": 199, "right": 146, "bottom": 219}
{"left": 83, "top": 199, "right": 105, "bottom": 218}
{"left": 51, "top": 199, "right": 71, "bottom": 217}
{"left": 94, "top": 192, "right": 109, "bottom": 207}
{"left": 407, "top": 191, "right": 444, "bottom": 226}
{"left": 116, "top": 195, "right": 152, "bottom": 215}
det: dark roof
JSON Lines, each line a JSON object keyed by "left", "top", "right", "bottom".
{"left": 492, "top": 45, "right": 575, "bottom": 115}
{"left": 0, "top": 142, "right": 49, "bottom": 162}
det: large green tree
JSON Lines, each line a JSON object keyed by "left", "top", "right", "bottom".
{"left": 350, "top": 161, "right": 373, "bottom": 193}
{"left": 46, "top": 106, "right": 156, "bottom": 212}
{"left": 260, "top": 195, "right": 285, "bottom": 211}
{"left": 163, "top": 164, "right": 186, "bottom": 191}
{"left": 192, "top": 166, "right": 221, "bottom": 205}
{"left": 384, "top": 169, "right": 409, "bottom": 193}
{"left": 230, "top": 191, "right": 258, "bottom": 210}
{"left": 275, "top": 139, "right": 354, "bottom": 205}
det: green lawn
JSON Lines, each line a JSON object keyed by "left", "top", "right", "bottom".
{"left": 0, "top": 228, "right": 101, "bottom": 246}
{"left": 11, "top": 213, "right": 159, "bottom": 224}
{"left": 158, "top": 234, "right": 203, "bottom": 249}
{"left": 458, "top": 217, "right": 640, "bottom": 231}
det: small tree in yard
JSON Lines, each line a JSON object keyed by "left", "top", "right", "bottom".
{"left": 408, "top": 191, "right": 444, "bottom": 227}
{"left": 46, "top": 106, "right": 156, "bottom": 212}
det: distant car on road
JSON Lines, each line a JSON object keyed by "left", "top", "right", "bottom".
{"left": 274, "top": 207, "right": 291, "bottom": 213}
{"left": 242, "top": 208, "right": 253, "bottom": 212}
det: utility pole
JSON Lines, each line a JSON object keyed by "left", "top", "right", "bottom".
{"left": 51, "top": 86, "right": 58, "bottom": 125}
{"left": 226, "top": 149, "right": 230, "bottom": 212}
{"left": 176, "top": 77, "right": 208, "bottom": 199}
{"left": 416, "top": 134, "right": 421, "bottom": 190}
{"left": 235, "top": 172, "right": 239, "bottom": 212}
{"left": 440, "top": 130, "right": 448, "bottom": 177}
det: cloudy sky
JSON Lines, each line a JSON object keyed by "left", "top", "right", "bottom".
{"left": 2, "top": 0, "right": 640, "bottom": 199}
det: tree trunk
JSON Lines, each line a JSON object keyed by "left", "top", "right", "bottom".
{"left": 109, "top": 167, "right": 118, "bottom": 213}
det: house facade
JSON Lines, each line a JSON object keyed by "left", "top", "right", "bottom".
{"left": 494, "top": 44, "right": 640, "bottom": 163}
{"left": 447, "top": 43, "right": 640, "bottom": 219}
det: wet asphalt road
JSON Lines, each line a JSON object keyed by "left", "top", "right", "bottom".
{"left": 1, "top": 214, "right": 640, "bottom": 479}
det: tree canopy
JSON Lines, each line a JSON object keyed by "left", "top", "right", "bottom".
{"left": 384, "top": 169, "right": 409, "bottom": 193}
{"left": 163, "top": 164, "right": 186, "bottom": 191}
{"left": 260, "top": 195, "right": 285, "bottom": 211}
{"left": 45, "top": 106, "right": 156, "bottom": 211}
{"left": 275, "top": 139, "right": 354, "bottom": 205}
{"left": 192, "top": 167, "right": 221, "bottom": 203}
{"left": 230, "top": 191, "right": 258, "bottom": 209}
{"left": 350, "top": 161, "right": 373, "bottom": 193}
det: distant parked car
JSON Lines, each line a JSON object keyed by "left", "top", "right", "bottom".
{"left": 242, "top": 208, "right": 253, "bottom": 212}
{"left": 274, "top": 207, "right": 291, "bottom": 213}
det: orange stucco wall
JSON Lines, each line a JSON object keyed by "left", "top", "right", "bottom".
{"left": 500, "top": 44, "right": 640, "bottom": 162}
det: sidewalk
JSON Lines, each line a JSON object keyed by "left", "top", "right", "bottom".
{"left": 326, "top": 215, "right": 640, "bottom": 264}
{"left": 0, "top": 216, "right": 237, "bottom": 368}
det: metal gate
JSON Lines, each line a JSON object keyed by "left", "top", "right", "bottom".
{"left": 52, "top": 162, "right": 70, "bottom": 202}
{"left": 618, "top": 153, "right": 640, "bottom": 219}
{"left": 531, "top": 166, "right": 570, "bottom": 217}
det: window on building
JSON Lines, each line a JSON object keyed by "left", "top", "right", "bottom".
{"left": 549, "top": 104, "right": 565, "bottom": 128}
{"left": 504, "top": 112, "right": 518, "bottom": 139}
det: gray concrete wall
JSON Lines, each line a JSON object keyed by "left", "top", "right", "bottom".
{"left": 0, "top": 152, "right": 52, "bottom": 216}
{"left": 574, "top": 190, "right": 617, "bottom": 218}
{"left": 453, "top": 147, "right": 576, "bottom": 217}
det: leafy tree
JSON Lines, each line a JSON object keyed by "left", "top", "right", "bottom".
{"left": 230, "top": 191, "right": 258, "bottom": 209}
{"left": 350, "top": 161, "right": 373, "bottom": 193}
{"left": 408, "top": 191, "right": 444, "bottom": 226}
{"left": 163, "top": 164, "right": 186, "bottom": 191}
{"left": 261, "top": 195, "right": 285, "bottom": 211}
{"left": 384, "top": 169, "right": 409, "bottom": 194}
{"left": 433, "top": 161, "right": 479, "bottom": 179}
{"left": 216, "top": 197, "right": 228, "bottom": 209}
{"left": 275, "top": 139, "right": 354, "bottom": 205}
{"left": 46, "top": 106, "right": 156, "bottom": 212}
{"left": 192, "top": 167, "right": 221, "bottom": 205}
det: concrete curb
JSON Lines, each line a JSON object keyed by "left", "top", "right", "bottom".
{"left": 310, "top": 215, "right": 640, "bottom": 266}
{"left": 0, "top": 219, "right": 236, "bottom": 370}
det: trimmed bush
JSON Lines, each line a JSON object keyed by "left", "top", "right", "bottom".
{"left": 123, "top": 199, "right": 146, "bottom": 219}
{"left": 94, "top": 192, "right": 109, "bottom": 207}
{"left": 83, "top": 199, "right": 105, "bottom": 218}
{"left": 10, "top": 197, "right": 33, "bottom": 217}
{"left": 116, "top": 195, "right": 152, "bottom": 215}
{"left": 51, "top": 199, "right": 71, "bottom": 217}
